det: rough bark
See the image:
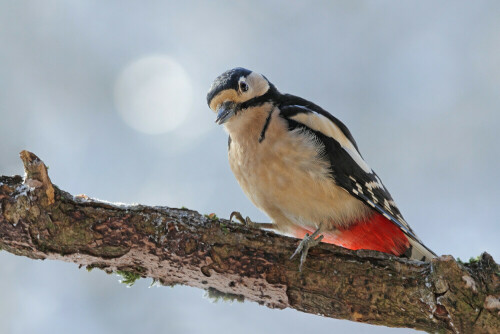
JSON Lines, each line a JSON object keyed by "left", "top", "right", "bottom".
{"left": 0, "top": 151, "right": 499, "bottom": 333}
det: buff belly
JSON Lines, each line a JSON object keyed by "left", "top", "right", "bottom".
{"left": 226, "top": 108, "right": 371, "bottom": 233}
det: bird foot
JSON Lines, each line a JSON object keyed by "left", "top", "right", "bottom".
{"left": 290, "top": 229, "right": 324, "bottom": 272}
{"left": 229, "top": 211, "right": 275, "bottom": 230}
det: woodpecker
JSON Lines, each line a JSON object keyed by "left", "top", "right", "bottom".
{"left": 207, "top": 67, "right": 436, "bottom": 271}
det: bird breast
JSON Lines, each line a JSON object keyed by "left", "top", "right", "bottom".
{"left": 225, "top": 103, "right": 371, "bottom": 232}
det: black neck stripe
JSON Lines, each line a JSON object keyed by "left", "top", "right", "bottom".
{"left": 259, "top": 108, "right": 275, "bottom": 143}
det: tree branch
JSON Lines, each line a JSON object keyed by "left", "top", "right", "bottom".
{"left": 0, "top": 151, "right": 499, "bottom": 333}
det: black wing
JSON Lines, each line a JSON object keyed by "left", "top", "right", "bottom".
{"left": 279, "top": 104, "right": 423, "bottom": 243}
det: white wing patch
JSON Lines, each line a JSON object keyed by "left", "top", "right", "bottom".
{"left": 290, "top": 111, "right": 372, "bottom": 173}
{"left": 365, "top": 180, "right": 384, "bottom": 191}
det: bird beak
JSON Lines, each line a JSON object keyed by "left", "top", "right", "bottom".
{"left": 215, "top": 101, "right": 236, "bottom": 125}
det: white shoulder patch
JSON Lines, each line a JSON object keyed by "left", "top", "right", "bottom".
{"left": 290, "top": 111, "right": 372, "bottom": 173}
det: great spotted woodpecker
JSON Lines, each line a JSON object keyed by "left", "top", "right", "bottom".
{"left": 207, "top": 67, "right": 436, "bottom": 271}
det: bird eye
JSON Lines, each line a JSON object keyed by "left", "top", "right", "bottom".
{"left": 239, "top": 81, "right": 249, "bottom": 93}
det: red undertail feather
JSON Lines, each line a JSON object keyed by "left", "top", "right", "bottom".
{"left": 294, "top": 212, "right": 410, "bottom": 256}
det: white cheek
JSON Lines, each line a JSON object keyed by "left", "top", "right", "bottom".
{"left": 243, "top": 86, "right": 262, "bottom": 100}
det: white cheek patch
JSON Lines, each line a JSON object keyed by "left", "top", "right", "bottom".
{"left": 290, "top": 112, "right": 372, "bottom": 173}
{"left": 246, "top": 72, "right": 270, "bottom": 99}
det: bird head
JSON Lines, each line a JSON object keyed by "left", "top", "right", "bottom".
{"left": 207, "top": 67, "right": 275, "bottom": 125}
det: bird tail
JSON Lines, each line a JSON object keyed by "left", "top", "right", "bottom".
{"left": 404, "top": 235, "right": 436, "bottom": 262}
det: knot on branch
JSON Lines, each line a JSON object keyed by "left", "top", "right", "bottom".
{"left": 19, "top": 150, "right": 55, "bottom": 205}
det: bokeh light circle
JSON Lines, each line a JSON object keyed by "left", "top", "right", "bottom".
{"left": 114, "top": 55, "right": 193, "bottom": 134}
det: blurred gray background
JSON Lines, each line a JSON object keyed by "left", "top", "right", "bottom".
{"left": 1, "top": 1, "right": 499, "bottom": 333}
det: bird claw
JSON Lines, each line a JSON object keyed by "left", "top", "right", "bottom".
{"left": 290, "top": 230, "right": 324, "bottom": 272}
